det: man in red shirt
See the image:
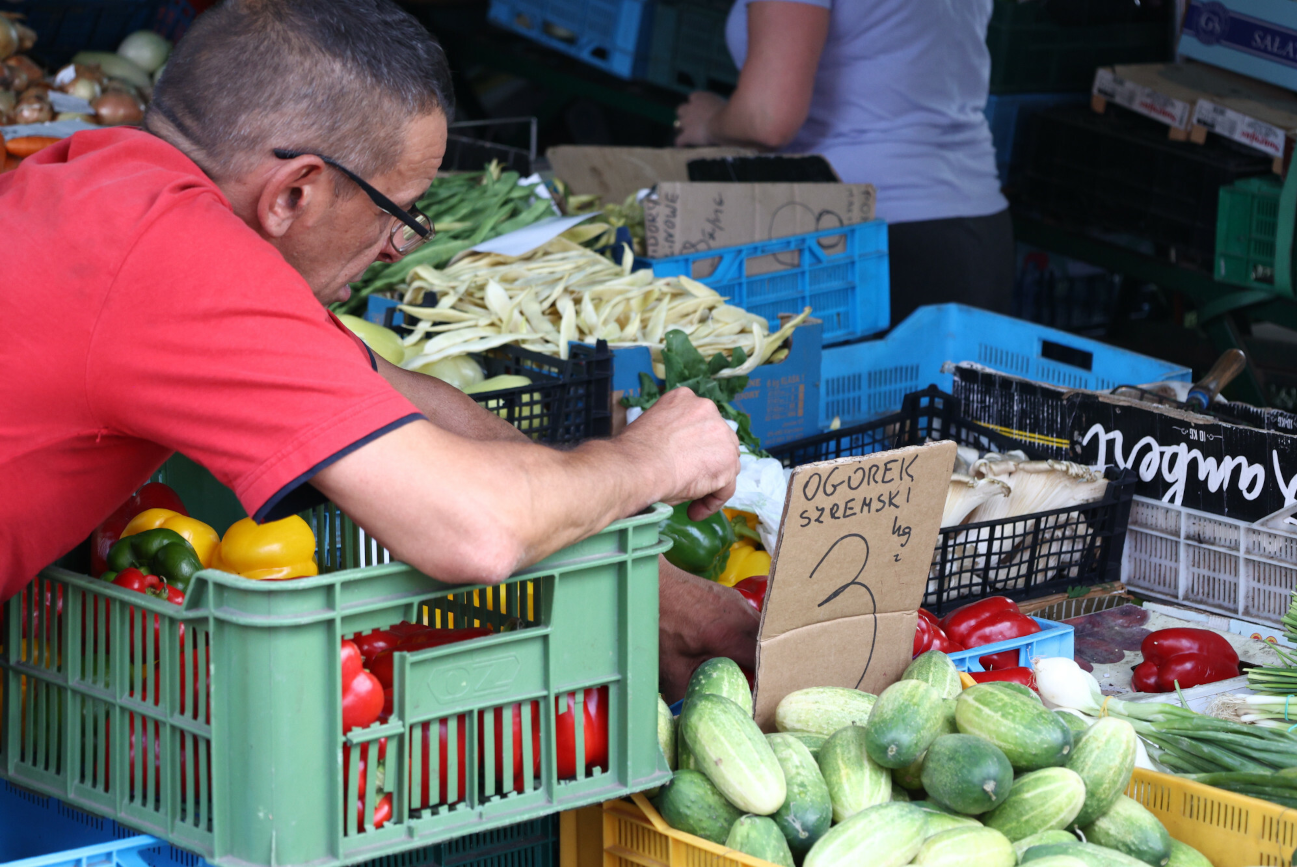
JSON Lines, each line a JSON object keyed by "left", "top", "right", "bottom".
{"left": 0, "top": 0, "right": 755, "bottom": 698}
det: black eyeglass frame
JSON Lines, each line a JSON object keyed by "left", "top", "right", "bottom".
{"left": 273, "top": 148, "right": 433, "bottom": 253}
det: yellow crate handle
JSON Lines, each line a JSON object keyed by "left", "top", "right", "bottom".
{"left": 630, "top": 792, "right": 672, "bottom": 835}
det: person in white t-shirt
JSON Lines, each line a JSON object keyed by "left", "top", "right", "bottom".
{"left": 673, "top": 0, "right": 1013, "bottom": 326}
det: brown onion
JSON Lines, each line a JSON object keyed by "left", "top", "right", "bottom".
{"left": 14, "top": 95, "right": 51, "bottom": 124}
{"left": 0, "top": 90, "right": 14, "bottom": 125}
{"left": 5, "top": 56, "right": 43, "bottom": 93}
{"left": 0, "top": 18, "right": 17, "bottom": 63}
{"left": 15, "top": 22, "right": 35, "bottom": 53}
{"left": 64, "top": 76, "right": 101, "bottom": 101}
{"left": 92, "top": 90, "right": 143, "bottom": 126}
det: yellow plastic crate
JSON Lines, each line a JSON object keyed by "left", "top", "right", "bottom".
{"left": 1127, "top": 768, "right": 1297, "bottom": 867}
{"left": 567, "top": 772, "right": 1297, "bottom": 867}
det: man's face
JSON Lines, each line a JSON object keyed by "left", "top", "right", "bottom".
{"left": 284, "top": 111, "right": 447, "bottom": 306}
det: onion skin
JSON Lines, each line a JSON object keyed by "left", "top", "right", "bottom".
{"left": 65, "top": 77, "right": 101, "bottom": 102}
{"left": 92, "top": 90, "right": 144, "bottom": 126}
{"left": 15, "top": 22, "right": 35, "bottom": 53}
{"left": 4, "top": 56, "right": 43, "bottom": 93}
{"left": 0, "top": 18, "right": 17, "bottom": 63}
{"left": 14, "top": 94, "right": 51, "bottom": 124}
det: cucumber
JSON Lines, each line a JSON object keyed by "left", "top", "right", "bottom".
{"left": 685, "top": 658, "right": 753, "bottom": 715}
{"left": 1014, "top": 830, "right": 1078, "bottom": 864}
{"left": 919, "top": 809, "right": 982, "bottom": 838}
{"left": 726, "top": 815, "right": 795, "bottom": 867}
{"left": 866, "top": 679, "right": 946, "bottom": 768}
{"left": 817, "top": 724, "right": 891, "bottom": 822}
{"left": 891, "top": 786, "right": 911, "bottom": 801}
{"left": 941, "top": 699, "right": 959, "bottom": 734}
{"left": 987, "top": 681, "right": 1042, "bottom": 703}
{"left": 1011, "top": 830, "right": 1084, "bottom": 861}
{"left": 803, "top": 802, "right": 927, "bottom": 867}
{"left": 658, "top": 695, "right": 677, "bottom": 770}
{"left": 1165, "top": 839, "right": 1212, "bottom": 867}
{"left": 956, "top": 684, "right": 1074, "bottom": 772}
{"left": 983, "top": 768, "right": 1086, "bottom": 842}
{"left": 678, "top": 737, "right": 697, "bottom": 771}
{"left": 775, "top": 687, "right": 876, "bottom": 737}
{"left": 1054, "top": 710, "right": 1090, "bottom": 735}
{"left": 1079, "top": 796, "right": 1171, "bottom": 867}
{"left": 913, "top": 826, "right": 1016, "bottom": 867}
{"left": 893, "top": 752, "right": 927, "bottom": 792}
{"left": 912, "top": 799, "right": 956, "bottom": 814}
{"left": 781, "top": 731, "right": 828, "bottom": 758}
{"left": 1067, "top": 718, "right": 1136, "bottom": 828}
{"left": 920, "top": 733, "right": 1014, "bottom": 815}
{"left": 1022, "top": 842, "right": 1150, "bottom": 867}
{"left": 1019, "top": 857, "right": 1089, "bottom": 867}
{"left": 680, "top": 693, "right": 786, "bottom": 815}
{"left": 653, "top": 769, "right": 743, "bottom": 844}
{"left": 766, "top": 734, "right": 832, "bottom": 858}
{"left": 903, "top": 651, "right": 963, "bottom": 700}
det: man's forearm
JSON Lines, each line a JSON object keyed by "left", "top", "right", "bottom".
{"left": 376, "top": 355, "right": 530, "bottom": 443}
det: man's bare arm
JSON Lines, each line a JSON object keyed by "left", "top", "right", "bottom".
{"left": 374, "top": 354, "right": 530, "bottom": 443}
{"left": 311, "top": 388, "right": 740, "bottom": 585}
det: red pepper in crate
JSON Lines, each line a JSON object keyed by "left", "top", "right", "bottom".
{"left": 913, "top": 609, "right": 965, "bottom": 657}
{"left": 556, "top": 685, "right": 609, "bottom": 779}
{"left": 341, "top": 640, "right": 384, "bottom": 732}
{"left": 939, "top": 597, "right": 1017, "bottom": 642}
{"left": 734, "top": 575, "right": 768, "bottom": 613}
{"left": 968, "top": 667, "right": 1037, "bottom": 690}
{"left": 91, "top": 482, "right": 188, "bottom": 577}
{"left": 343, "top": 739, "right": 392, "bottom": 830}
{"left": 1131, "top": 628, "right": 1240, "bottom": 693}
{"left": 939, "top": 598, "right": 1040, "bottom": 670}
{"left": 368, "top": 626, "right": 494, "bottom": 690}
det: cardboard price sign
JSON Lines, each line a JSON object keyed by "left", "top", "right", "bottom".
{"left": 753, "top": 441, "right": 955, "bottom": 731}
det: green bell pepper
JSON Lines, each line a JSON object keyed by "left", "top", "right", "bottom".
{"left": 105, "top": 528, "right": 203, "bottom": 592}
{"left": 661, "top": 503, "right": 736, "bottom": 581}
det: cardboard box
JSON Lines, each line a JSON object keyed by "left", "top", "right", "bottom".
{"left": 950, "top": 364, "right": 1297, "bottom": 525}
{"left": 1180, "top": 0, "right": 1297, "bottom": 96}
{"left": 752, "top": 440, "right": 955, "bottom": 730}
{"left": 1092, "top": 62, "right": 1297, "bottom": 162}
{"left": 612, "top": 320, "right": 823, "bottom": 448}
{"left": 545, "top": 145, "right": 877, "bottom": 261}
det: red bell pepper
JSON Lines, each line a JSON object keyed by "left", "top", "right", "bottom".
{"left": 91, "top": 482, "right": 188, "bottom": 577}
{"left": 556, "top": 685, "right": 609, "bottom": 779}
{"left": 913, "top": 613, "right": 966, "bottom": 657}
{"left": 368, "top": 626, "right": 494, "bottom": 690}
{"left": 939, "top": 597, "right": 1019, "bottom": 645}
{"left": 1131, "top": 628, "right": 1240, "bottom": 693}
{"left": 960, "top": 610, "right": 1041, "bottom": 670}
{"left": 918, "top": 608, "right": 939, "bottom": 626}
{"left": 341, "top": 640, "right": 384, "bottom": 732}
{"left": 112, "top": 567, "right": 159, "bottom": 593}
{"left": 969, "top": 667, "right": 1037, "bottom": 690}
{"left": 343, "top": 739, "right": 393, "bottom": 830}
{"left": 734, "top": 575, "right": 768, "bottom": 613}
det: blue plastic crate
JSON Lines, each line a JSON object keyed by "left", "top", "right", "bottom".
{"left": 0, "top": 779, "right": 558, "bottom": 867}
{"left": 820, "top": 304, "right": 1191, "bottom": 428}
{"left": 948, "top": 617, "right": 1075, "bottom": 673}
{"left": 984, "top": 93, "right": 1088, "bottom": 185}
{"left": 486, "top": 0, "right": 654, "bottom": 79}
{"left": 647, "top": 221, "right": 890, "bottom": 347}
{"left": 0, "top": 0, "right": 195, "bottom": 69}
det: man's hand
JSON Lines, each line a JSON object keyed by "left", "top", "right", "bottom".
{"left": 621, "top": 387, "right": 740, "bottom": 520}
{"left": 658, "top": 557, "right": 760, "bottom": 703}
{"left": 674, "top": 91, "right": 727, "bottom": 147}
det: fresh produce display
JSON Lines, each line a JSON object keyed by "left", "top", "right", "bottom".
{"left": 719, "top": 510, "right": 772, "bottom": 587}
{"left": 91, "top": 481, "right": 188, "bottom": 576}
{"left": 735, "top": 574, "right": 769, "bottom": 612}
{"left": 1131, "top": 628, "right": 1240, "bottom": 693}
{"left": 341, "top": 163, "right": 558, "bottom": 314}
{"left": 552, "top": 179, "right": 647, "bottom": 256}
{"left": 939, "top": 596, "right": 1041, "bottom": 670}
{"left": 1062, "top": 603, "right": 1151, "bottom": 670}
{"left": 914, "top": 608, "right": 964, "bottom": 655}
{"left": 661, "top": 502, "right": 737, "bottom": 581}
{"left": 211, "top": 515, "right": 319, "bottom": 580}
{"left": 1242, "top": 587, "right": 1297, "bottom": 695}
{"left": 649, "top": 652, "right": 1213, "bottom": 867}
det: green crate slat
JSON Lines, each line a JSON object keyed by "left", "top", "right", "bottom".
{"left": 1, "top": 458, "right": 670, "bottom": 867}
{"left": 1216, "top": 175, "right": 1284, "bottom": 291}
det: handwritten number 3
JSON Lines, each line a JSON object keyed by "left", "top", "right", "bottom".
{"left": 812, "top": 534, "right": 877, "bottom": 690}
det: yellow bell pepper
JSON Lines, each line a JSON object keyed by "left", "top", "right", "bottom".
{"left": 723, "top": 509, "right": 758, "bottom": 531}
{"left": 215, "top": 516, "right": 319, "bottom": 581}
{"left": 121, "top": 509, "right": 220, "bottom": 568}
{"left": 716, "top": 542, "right": 772, "bottom": 588}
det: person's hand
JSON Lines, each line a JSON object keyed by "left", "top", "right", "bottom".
{"left": 658, "top": 558, "right": 760, "bottom": 703}
{"left": 620, "top": 387, "right": 740, "bottom": 520}
{"left": 674, "top": 91, "right": 727, "bottom": 147}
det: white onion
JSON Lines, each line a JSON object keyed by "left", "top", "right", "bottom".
{"left": 117, "top": 30, "right": 171, "bottom": 74}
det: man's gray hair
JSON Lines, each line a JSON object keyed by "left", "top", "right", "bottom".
{"left": 147, "top": 0, "right": 454, "bottom": 183}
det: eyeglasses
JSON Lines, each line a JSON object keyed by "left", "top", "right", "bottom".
{"left": 273, "top": 148, "right": 434, "bottom": 254}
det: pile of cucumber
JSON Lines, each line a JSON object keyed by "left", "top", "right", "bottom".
{"left": 652, "top": 652, "right": 1213, "bottom": 867}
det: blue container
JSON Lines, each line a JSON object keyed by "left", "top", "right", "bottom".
{"left": 984, "top": 93, "right": 1089, "bottom": 185}
{"left": 647, "top": 221, "right": 890, "bottom": 347}
{"left": 947, "top": 618, "right": 1075, "bottom": 673}
{"left": 486, "top": 0, "right": 654, "bottom": 79}
{"left": 0, "top": 779, "right": 558, "bottom": 867}
{"left": 820, "top": 304, "right": 1191, "bottom": 428}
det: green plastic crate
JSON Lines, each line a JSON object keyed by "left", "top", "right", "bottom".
{"left": 1217, "top": 176, "right": 1284, "bottom": 290}
{"left": 1, "top": 460, "right": 671, "bottom": 867}
{"left": 644, "top": 0, "right": 737, "bottom": 94}
{"left": 986, "top": 0, "right": 1172, "bottom": 93}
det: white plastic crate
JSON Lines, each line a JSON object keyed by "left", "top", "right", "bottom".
{"left": 1122, "top": 496, "right": 1297, "bottom": 626}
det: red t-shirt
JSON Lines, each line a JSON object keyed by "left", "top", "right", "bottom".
{"left": 0, "top": 128, "right": 422, "bottom": 597}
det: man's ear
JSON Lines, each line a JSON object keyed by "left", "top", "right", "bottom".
{"left": 256, "top": 156, "right": 330, "bottom": 239}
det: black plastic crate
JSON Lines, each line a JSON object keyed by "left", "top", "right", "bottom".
{"left": 987, "top": 0, "right": 1172, "bottom": 93}
{"left": 443, "top": 118, "right": 538, "bottom": 176}
{"left": 1019, "top": 105, "right": 1273, "bottom": 266}
{"left": 644, "top": 0, "right": 737, "bottom": 95}
{"left": 768, "top": 387, "right": 1136, "bottom": 614}
{"left": 472, "top": 341, "right": 612, "bottom": 443}
{"left": 2, "top": 0, "right": 194, "bottom": 69}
